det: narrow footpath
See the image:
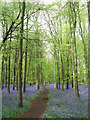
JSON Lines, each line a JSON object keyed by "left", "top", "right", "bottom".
{"left": 15, "top": 87, "right": 49, "bottom": 119}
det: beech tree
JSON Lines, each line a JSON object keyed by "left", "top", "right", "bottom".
{"left": 88, "top": 1, "right": 90, "bottom": 85}
{"left": 18, "top": 0, "right": 25, "bottom": 107}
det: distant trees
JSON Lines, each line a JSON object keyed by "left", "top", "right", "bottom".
{"left": 43, "top": 2, "right": 87, "bottom": 97}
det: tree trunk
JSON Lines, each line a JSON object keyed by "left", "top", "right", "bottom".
{"left": 88, "top": 1, "right": 90, "bottom": 86}
{"left": 40, "top": 52, "right": 43, "bottom": 84}
{"left": 18, "top": 0, "right": 25, "bottom": 107}
{"left": 88, "top": 1, "right": 90, "bottom": 119}
{"left": 1, "top": 19, "right": 5, "bottom": 90}
{"left": 66, "top": 40, "right": 69, "bottom": 89}
{"left": 5, "top": 57, "right": 7, "bottom": 88}
{"left": 23, "top": 13, "right": 28, "bottom": 93}
{"left": 36, "top": 51, "right": 40, "bottom": 90}
{"left": 73, "top": 3, "right": 79, "bottom": 97}
{"left": 27, "top": 54, "right": 31, "bottom": 84}
{"left": 60, "top": 18, "right": 64, "bottom": 90}
{"left": 61, "top": 55, "right": 64, "bottom": 90}
{"left": 1, "top": 55, "right": 4, "bottom": 90}
{"left": 69, "top": 2, "right": 74, "bottom": 88}
{"left": 16, "top": 71, "right": 18, "bottom": 91}
{"left": 54, "top": 45, "right": 58, "bottom": 89}
{"left": 8, "top": 53, "right": 10, "bottom": 93}
{"left": 5, "top": 20, "right": 8, "bottom": 88}
{"left": 73, "top": 32, "right": 79, "bottom": 97}
{"left": 57, "top": 46, "right": 60, "bottom": 89}
{"left": 16, "top": 49, "right": 19, "bottom": 91}
{"left": 8, "top": 33, "right": 11, "bottom": 93}
{"left": 41, "top": 62, "right": 43, "bottom": 84}
{"left": 13, "top": 51, "right": 17, "bottom": 90}
{"left": 36, "top": 56, "right": 40, "bottom": 90}
{"left": 36, "top": 80, "right": 39, "bottom": 90}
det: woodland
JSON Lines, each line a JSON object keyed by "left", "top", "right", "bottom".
{"left": 0, "top": 0, "right": 90, "bottom": 119}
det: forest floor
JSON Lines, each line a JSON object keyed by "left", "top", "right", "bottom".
{"left": 2, "top": 83, "right": 88, "bottom": 119}
{"left": 16, "top": 86, "right": 49, "bottom": 119}
{"left": 42, "top": 84, "right": 88, "bottom": 118}
{"left": 2, "top": 84, "right": 42, "bottom": 118}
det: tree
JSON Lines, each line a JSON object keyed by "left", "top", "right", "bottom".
{"left": 8, "top": 33, "right": 11, "bottom": 93}
{"left": 23, "top": 11, "right": 28, "bottom": 93}
{"left": 88, "top": 1, "right": 90, "bottom": 86}
{"left": 60, "top": 17, "right": 64, "bottom": 91}
{"left": 72, "top": 3, "right": 79, "bottom": 97}
{"left": 68, "top": 3, "right": 74, "bottom": 88}
{"left": 88, "top": 1, "right": 90, "bottom": 118}
{"left": 18, "top": 0, "right": 25, "bottom": 107}
{"left": 13, "top": 50, "right": 17, "bottom": 90}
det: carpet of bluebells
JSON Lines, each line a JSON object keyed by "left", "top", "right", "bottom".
{"left": 2, "top": 84, "right": 42, "bottom": 118}
{"left": 42, "top": 83, "right": 88, "bottom": 118}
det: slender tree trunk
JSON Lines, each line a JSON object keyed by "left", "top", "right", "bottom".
{"left": 32, "top": 68, "right": 35, "bottom": 86}
{"left": 1, "top": 55, "right": 4, "bottom": 90}
{"left": 23, "top": 41, "right": 27, "bottom": 93}
{"left": 18, "top": 0, "right": 25, "bottom": 107}
{"left": 73, "top": 28, "right": 79, "bottom": 97}
{"left": 73, "top": 3, "right": 79, "bottom": 97}
{"left": 16, "top": 49, "right": 19, "bottom": 91}
{"left": 54, "top": 45, "right": 58, "bottom": 89}
{"left": 1, "top": 19, "right": 5, "bottom": 90}
{"left": 35, "top": 11, "right": 40, "bottom": 90}
{"left": 5, "top": 20, "right": 8, "bottom": 88}
{"left": 36, "top": 48, "right": 40, "bottom": 90}
{"left": 8, "top": 53, "right": 10, "bottom": 93}
{"left": 88, "top": 1, "right": 90, "bottom": 119}
{"left": 23, "top": 13, "right": 28, "bottom": 93}
{"left": 70, "top": 32, "right": 74, "bottom": 89}
{"left": 57, "top": 46, "right": 60, "bottom": 89}
{"left": 5, "top": 57, "right": 7, "bottom": 88}
{"left": 41, "top": 62, "right": 43, "bottom": 84}
{"left": 16, "top": 52, "right": 19, "bottom": 91}
{"left": 16, "top": 71, "right": 18, "bottom": 91}
{"left": 60, "top": 18, "right": 64, "bottom": 90}
{"left": 8, "top": 33, "right": 11, "bottom": 93}
{"left": 27, "top": 55, "right": 31, "bottom": 84}
{"left": 69, "top": 2, "right": 74, "bottom": 88}
{"left": 36, "top": 61, "right": 40, "bottom": 90}
{"left": 65, "top": 20, "right": 69, "bottom": 89}
{"left": 61, "top": 55, "right": 64, "bottom": 90}
{"left": 66, "top": 40, "right": 69, "bottom": 89}
{"left": 40, "top": 51, "right": 43, "bottom": 84}
{"left": 13, "top": 51, "right": 17, "bottom": 90}
{"left": 88, "top": 1, "right": 90, "bottom": 86}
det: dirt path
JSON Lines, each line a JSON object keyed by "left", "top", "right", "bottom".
{"left": 15, "top": 87, "right": 49, "bottom": 119}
